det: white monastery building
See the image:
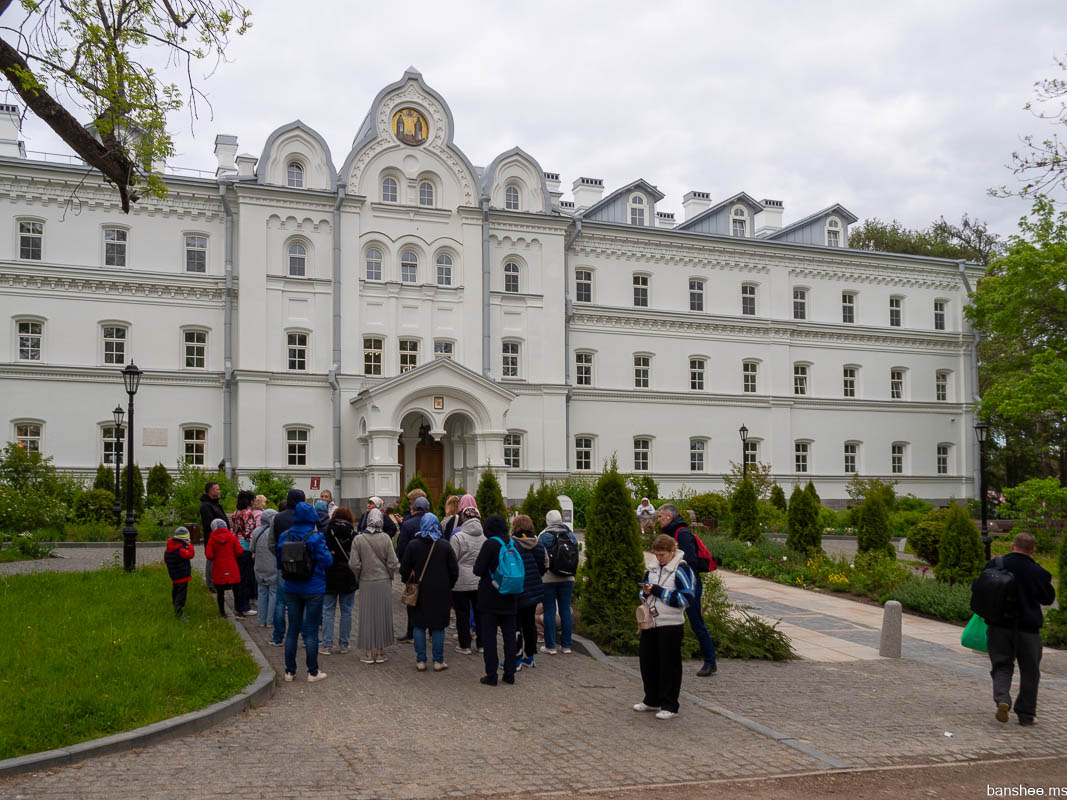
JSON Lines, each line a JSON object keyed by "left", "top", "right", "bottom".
{"left": 0, "top": 69, "right": 984, "bottom": 505}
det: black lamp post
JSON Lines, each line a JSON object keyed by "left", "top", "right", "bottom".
{"left": 112, "top": 404, "right": 124, "bottom": 525}
{"left": 975, "top": 420, "right": 990, "bottom": 561}
{"left": 739, "top": 424, "right": 749, "bottom": 481}
{"left": 121, "top": 361, "right": 142, "bottom": 572}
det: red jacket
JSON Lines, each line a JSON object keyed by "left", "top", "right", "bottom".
{"left": 206, "top": 528, "right": 243, "bottom": 585}
{"left": 164, "top": 538, "right": 195, "bottom": 584}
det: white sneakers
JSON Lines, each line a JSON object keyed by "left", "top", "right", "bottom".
{"left": 633, "top": 702, "right": 677, "bottom": 719}
{"left": 416, "top": 662, "right": 427, "bottom": 672}
{"left": 307, "top": 671, "right": 328, "bottom": 683}
{"left": 655, "top": 710, "right": 678, "bottom": 720}
{"left": 633, "top": 702, "right": 658, "bottom": 712}
{"left": 539, "top": 645, "right": 557, "bottom": 655}
{"left": 433, "top": 662, "right": 448, "bottom": 672}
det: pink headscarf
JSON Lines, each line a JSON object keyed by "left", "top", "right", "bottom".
{"left": 458, "top": 494, "right": 478, "bottom": 513}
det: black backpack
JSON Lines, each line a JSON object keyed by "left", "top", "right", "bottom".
{"left": 548, "top": 529, "right": 579, "bottom": 577}
{"left": 280, "top": 532, "right": 314, "bottom": 582}
{"left": 970, "top": 557, "right": 1018, "bottom": 626}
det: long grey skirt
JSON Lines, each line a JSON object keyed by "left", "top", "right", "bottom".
{"left": 357, "top": 579, "right": 395, "bottom": 650}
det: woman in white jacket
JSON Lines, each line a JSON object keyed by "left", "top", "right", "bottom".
{"left": 634, "top": 534, "right": 696, "bottom": 720}
{"left": 449, "top": 497, "right": 484, "bottom": 654}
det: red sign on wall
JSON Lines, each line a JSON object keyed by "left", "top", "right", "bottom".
{"left": 310, "top": 476, "right": 321, "bottom": 490}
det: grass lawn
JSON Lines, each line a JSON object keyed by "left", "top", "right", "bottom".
{"left": 0, "top": 564, "right": 258, "bottom": 760}
{"left": 0, "top": 549, "right": 35, "bottom": 563}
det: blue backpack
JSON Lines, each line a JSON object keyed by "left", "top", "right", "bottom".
{"left": 490, "top": 536, "right": 525, "bottom": 595}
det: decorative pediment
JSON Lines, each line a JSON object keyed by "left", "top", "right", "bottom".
{"left": 257, "top": 120, "right": 337, "bottom": 191}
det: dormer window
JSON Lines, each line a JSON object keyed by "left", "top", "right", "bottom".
{"left": 826, "top": 217, "right": 841, "bottom": 247}
{"left": 629, "top": 194, "right": 646, "bottom": 226}
{"left": 287, "top": 162, "right": 304, "bottom": 188}
{"left": 505, "top": 185, "right": 520, "bottom": 211}
{"left": 731, "top": 207, "right": 748, "bottom": 237}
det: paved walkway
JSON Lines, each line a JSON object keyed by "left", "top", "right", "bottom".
{"left": 2, "top": 545, "right": 1066, "bottom": 799}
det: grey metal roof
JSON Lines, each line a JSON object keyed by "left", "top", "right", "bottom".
{"left": 673, "top": 191, "right": 763, "bottom": 231}
{"left": 582, "top": 178, "right": 665, "bottom": 217}
{"left": 480, "top": 146, "right": 553, "bottom": 208}
{"left": 256, "top": 120, "right": 337, "bottom": 190}
{"left": 766, "top": 203, "right": 859, "bottom": 239}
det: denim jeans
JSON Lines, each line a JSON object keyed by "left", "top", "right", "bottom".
{"left": 413, "top": 627, "right": 445, "bottom": 664}
{"left": 685, "top": 575, "right": 717, "bottom": 666}
{"left": 284, "top": 592, "right": 324, "bottom": 677}
{"left": 321, "top": 592, "right": 355, "bottom": 648}
{"left": 542, "top": 581, "right": 574, "bottom": 649}
{"left": 257, "top": 580, "right": 277, "bottom": 626}
{"left": 272, "top": 583, "right": 287, "bottom": 644}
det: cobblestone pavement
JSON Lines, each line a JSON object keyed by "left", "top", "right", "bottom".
{"left": 3, "top": 547, "right": 1067, "bottom": 799}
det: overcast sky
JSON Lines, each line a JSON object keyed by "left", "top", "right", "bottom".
{"left": 11, "top": 0, "right": 1067, "bottom": 238}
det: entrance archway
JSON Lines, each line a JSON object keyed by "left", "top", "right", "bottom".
{"left": 398, "top": 411, "right": 444, "bottom": 500}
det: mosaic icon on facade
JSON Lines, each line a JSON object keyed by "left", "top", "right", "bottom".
{"left": 392, "top": 108, "right": 428, "bottom": 145}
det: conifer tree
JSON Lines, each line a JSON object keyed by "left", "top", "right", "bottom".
{"left": 935, "top": 503, "right": 985, "bottom": 584}
{"left": 475, "top": 466, "right": 507, "bottom": 518}
{"left": 575, "top": 457, "right": 645, "bottom": 654}
{"left": 119, "top": 464, "right": 145, "bottom": 516}
{"left": 857, "top": 493, "right": 894, "bottom": 558}
{"left": 770, "top": 483, "right": 787, "bottom": 511}
{"left": 146, "top": 463, "right": 172, "bottom": 507}
{"left": 730, "top": 478, "right": 760, "bottom": 542}
{"left": 804, "top": 480, "right": 821, "bottom": 507}
{"left": 787, "top": 483, "right": 821, "bottom": 555}
{"left": 522, "top": 483, "right": 562, "bottom": 530}
{"left": 93, "top": 464, "right": 115, "bottom": 492}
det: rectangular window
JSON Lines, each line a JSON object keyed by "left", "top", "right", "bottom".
{"left": 891, "top": 444, "right": 904, "bottom": 474}
{"left": 633, "top": 438, "right": 650, "bottom": 472}
{"left": 743, "top": 361, "right": 757, "bottom": 393}
{"left": 102, "top": 425, "right": 125, "bottom": 465}
{"left": 690, "top": 439, "right": 705, "bottom": 472}
{"left": 399, "top": 339, "right": 419, "bottom": 373}
{"left": 934, "top": 300, "right": 946, "bottom": 331}
{"left": 104, "top": 228, "right": 127, "bottom": 267}
{"left": 732, "top": 218, "right": 746, "bottom": 237}
{"left": 434, "top": 340, "right": 454, "bottom": 360}
{"left": 287, "top": 332, "right": 307, "bottom": 371}
{"left": 844, "top": 443, "right": 857, "bottom": 474}
{"left": 889, "top": 297, "right": 902, "bottom": 327}
{"left": 741, "top": 284, "right": 756, "bottom": 316}
{"left": 184, "top": 330, "right": 206, "bottom": 368}
{"left": 185, "top": 235, "right": 207, "bottom": 273}
{"left": 841, "top": 292, "right": 855, "bottom": 323}
{"left": 19, "top": 221, "right": 42, "bottom": 260}
{"left": 15, "top": 423, "right": 41, "bottom": 452}
{"left": 795, "top": 442, "right": 809, "bottom": 474}
{"left": 826, "top": 229, "right": 840, "bottom": 247}
{"left": 689, "top": 280, "right": 704, "bottom": 312}
{"left": 935, "top": 371, "right": 948, "bottom": 402}
{"left": 794, "top": 364, "right": 808, "bottom": 396}
{"left": 287, "top": 429, "right": 308, "bottom": 467}
{"left": 575, "top": 437, "right": 592, "bottom": 471}
{"left": 689, "top": 358, "right": 705, "bottom": 391}
{"left": 633, "top": 355, "right": 649, "bottom": 389}
{"left": 575, "top": 352, "right": 592, "bottom": 386}
{"left": 575, "top": 270, "right": 592, "bottom": 303}
{"left": 103, "top": 325, "right": 126, "bottom": 365}
{"left": 18, "top": 321, "right": 42, "bottom": 361}
{"left": 793, "top": 288, "right": 807, "bottom": 320}
{"left": 504, "top": 433, "right": 521, "bottom": 469}
{"left": 744, "top": 440, "right": 758, "bottom": 468}
{"left": 183, "top": 427, "right": 206, "bottom": 466}
{"left": 633, "top": 275, "right": 649, "bottom": 307}
{"left": 842, "top": 367, "right": 856, "bottom": 398}
{"left": 502, "top": 342, "right": 520, "bottom": 378}
{"left": 436, "top": 259, "right": 452, "bottom": 286}
{"left": 365, "top": 250, "right": 382, "bottom": 281}
{"left": 937, "top": 445, "right": 949, "bottom": 475}
{"left": 364, "top": 337, "right": 382, "bottom": 375}
{"left": 890, "top": 369, "right": 903, "bottom": 400}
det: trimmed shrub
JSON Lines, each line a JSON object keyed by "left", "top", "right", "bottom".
{"left": 897, "top": 494, "right": 934, "bottom": 514}
{"left": 0, "top": 486, "right": 68, "bottom": 531}
{"left": 804, "top": 480, "right": 821, "bottom": 507}
{"left": 883, "top": 577, "right": 972, "bottom": 622}
{"left": 145, "top": 464, "right": 172, "bottom": 507}
{"left": 521, "top": 483, "right": 561, "bottom": 531}
{"left": 729, "top": 479, "right": 760, "bottom": 542}
{"left": 935, "top": 503, "right": 984, "bottom": 585}
{"left": 72, "top": 489, "right": 115, "bottom": 523}
{"left": 758, "top": 501, "right": 787, "bottom": 533}
{"left": 786, "top": 484, "right": 821, "bottom": 555}
{"left": 247, "top": 469, "right": 294, "bottom": 508}
{"left": 770, "top": 484, "right": 787, "bottom": 511}
{"left": 906, "top": 507, "right": 950, "bottom": 566}
{"left": 849, "top": 551, "right": 908, "bottom": 597}
{"left": 93, "top": 464, "right": 115, "bottom": 492}
{"left": 857, "top": 494, "right": 894, "bottom": 558}
{"left": 575, "top": 460, "right": 645, "bottom": 655}
{"left": 118, "top": 464, "right": 145, "bottom": 516}
{"left": 399, "top": 473, "right": 431, "bottom": 516}
{"left": 474, "top": 467, "right": 507, "bottom": 519}
{"left": 688, "top": 492, "right": 730, "bottom": 523}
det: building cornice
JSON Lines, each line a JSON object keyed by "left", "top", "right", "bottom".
{"left": 0, "top": 262, "right": 229, "bottom": 304}
{"left": 0, "top": 363, "right": 223, "bottom": 386}
{"left": 569, "top": 387, "right": 969, "bottom": 412}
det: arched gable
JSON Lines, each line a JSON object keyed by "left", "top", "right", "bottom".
{"left": 481, "top": 147, "right": 551, "bottom": 213}
{"left": 257, "top": 120, "right": 337, "bottom": 191}
{"left": 340, "top": 67, "right": 479, "bottom": 206}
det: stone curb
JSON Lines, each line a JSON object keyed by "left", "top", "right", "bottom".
{"left": 0, "top": 613, "right": 275, "bottom": 778}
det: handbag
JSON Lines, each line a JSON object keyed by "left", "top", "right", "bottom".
{"left": 635, "top": 601, "right": 654, "bottom": 630}
{"left": 401, "top": 540, "right": 436, "bottom": 607}
{"left": 961, "top": 612, "right": 989, "bottom": 653}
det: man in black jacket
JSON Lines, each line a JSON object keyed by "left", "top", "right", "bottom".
{"left": 980, "top": 533, "right": 1055, "bottom": 725}
{"left": 656, "top": 504, "right": 717, "bottom": 677}
{"left": 199, "top": 482, "right": 228, "bottom": 592}
{"left": 396, "top": 494, "right": 430, "bottom": 642}
{"left": 266, "top": 488, "right": 305, "bottom": 647}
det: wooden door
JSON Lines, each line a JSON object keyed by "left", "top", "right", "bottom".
{"left": 416, "top": 442, "right": 444, "bottom": 501}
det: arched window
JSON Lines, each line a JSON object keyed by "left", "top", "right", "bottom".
{"left": 288, "top": 242, "right": 307, "bottom": 277}
{"left": 287, "top": 162, "right": 304, "bottom": 188}
{"left": 400, "top": 250, "right": 418, "bottom": 283}
{"left": 382, "top": 177, "right": 398, "bottom": 203}
{"left": 504, "top": 261, "right": 520, "bottom": 293}
{"left": 732, "top": 207, "right": 748, "bottom": 237}
{"left": 629, "top": 194, "right": 646, "bottom": 226}
{"left": 419, "top": 181, "right": 434, "bottom": 207}
{"left": 505, "top": 186, "right": 520, "bottom": 211}
{"left": 436, "top": 253, "right": 453, "bottom": 286}
{"left": 365, "top": 248, "right": 383, "bottom": 280}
